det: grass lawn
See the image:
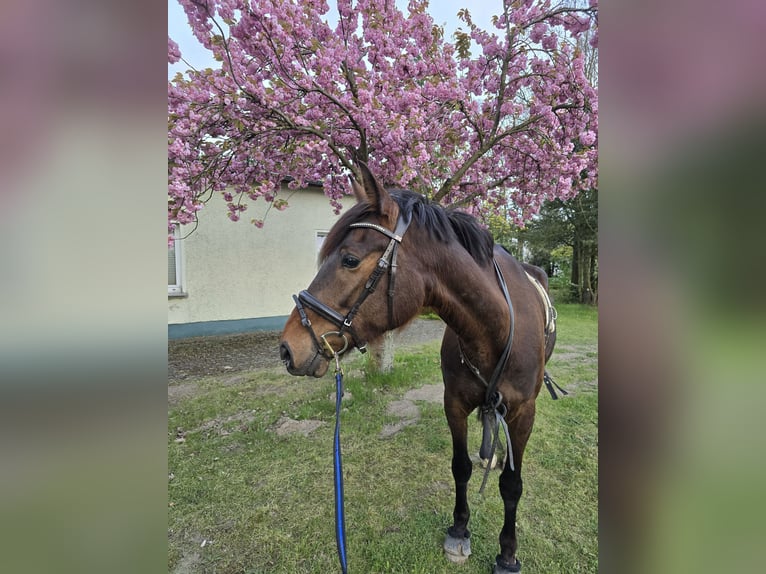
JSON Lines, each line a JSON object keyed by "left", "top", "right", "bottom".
{"left": 168, "top": 303, "right": 597, "bottom": 573}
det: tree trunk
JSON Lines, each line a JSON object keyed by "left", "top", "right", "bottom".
{"left": 581, "top": 248, "right": 593, "bottom": 304}
{"left": 590, "top": 252, "right": 598, "bottom": 304}
{"left": 570, "top": 240, "right": 581, "bottom": 302}
{"left": 368, "top": 331, "right": 395, "bottom": 373}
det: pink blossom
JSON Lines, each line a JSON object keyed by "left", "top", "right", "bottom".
{"left": 168, "top": 36, "right": 181, "bottom": 64}
{"left": 580, "top": 130, "right": 597, "bottom": 146}
{"left": 530, "top": 23, "right": 547, "bottom": 43}
{"left": 168, "top": 0, "right": 598, "bottom": 238}
{"left": 542, "top": 34, "right": 557, "bottom": 51}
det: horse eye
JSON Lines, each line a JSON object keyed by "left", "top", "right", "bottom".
{"left": 341, "top": 254, "right": 360, "bottom": 269}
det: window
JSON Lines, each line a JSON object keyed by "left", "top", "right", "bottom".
{"left": 315, "top": 231, "right": 328, "bottom": 270}
{"left": 168, "top": 226, "right": 184, "bottom": 296}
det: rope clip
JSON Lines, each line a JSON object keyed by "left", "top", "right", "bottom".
{"left": 334, "top": 351, "right": 342, "bottom": 375}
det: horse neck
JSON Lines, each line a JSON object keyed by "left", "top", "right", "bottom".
{"left": 422, "top": 245, "right": 511, "bottom": 366}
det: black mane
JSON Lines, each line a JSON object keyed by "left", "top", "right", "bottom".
{"left": 321, "top": 189, "right": 494, "bottom": 264}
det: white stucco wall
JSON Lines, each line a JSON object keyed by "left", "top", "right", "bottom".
{"left": 168, "top": 185, "right": 354, "bottom": 327}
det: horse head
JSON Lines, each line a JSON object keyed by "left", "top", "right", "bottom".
{"left": 279, "top": 163, "right": 425, "bottom": 377}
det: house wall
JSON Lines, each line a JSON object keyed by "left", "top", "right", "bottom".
{"left": 168, "top": 185, "right": 354, "bottom": 338}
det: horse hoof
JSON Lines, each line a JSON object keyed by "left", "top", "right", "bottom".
{"left": 493, "top": 556, "right": 521, "bottom": 573}
{"left": 443, "top": 534, "right": 472, "bottom": 564}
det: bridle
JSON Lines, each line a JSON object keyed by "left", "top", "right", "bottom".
{"left": 292, "top": 211, "right": 413, "bottom": 359}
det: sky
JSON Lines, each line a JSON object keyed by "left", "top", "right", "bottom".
{"left": 168, "top": 0, "right": 497, "bottom": 78}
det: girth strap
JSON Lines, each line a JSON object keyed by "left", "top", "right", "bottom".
{"left": 543, "top": 370, "right": 569, "bottom": 400}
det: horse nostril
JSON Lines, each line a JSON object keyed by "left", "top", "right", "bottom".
{"left": 279, "top": 342, "right": 292, "bottom": 367}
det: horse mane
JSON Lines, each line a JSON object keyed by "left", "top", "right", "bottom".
{"left": 321, "top": 189, "right": 494, "bottom": 265}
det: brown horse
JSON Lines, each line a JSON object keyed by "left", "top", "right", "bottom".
{"left": 279, "top": 163, "right": 556, "bottom": 574}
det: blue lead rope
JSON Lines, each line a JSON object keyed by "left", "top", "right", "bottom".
{"left": 333, "top": 356, "right": 349, "bottom": 574}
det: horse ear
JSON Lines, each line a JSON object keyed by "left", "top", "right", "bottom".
{"left": 355, "top": 161, "right": 399, "bottom": 226}
{"left": 349, "top": 175, "right": 367, "bottom": 203}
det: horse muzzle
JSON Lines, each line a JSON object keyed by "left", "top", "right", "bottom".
{"left": 279, "top": 340, "right": 329, "bottom": 378}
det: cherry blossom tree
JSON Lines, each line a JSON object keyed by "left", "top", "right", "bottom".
{"left": 168, "top": 0, "right": 598, "bottom": 236}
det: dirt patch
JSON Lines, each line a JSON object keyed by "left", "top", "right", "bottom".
{"left": 270, "top": 416, "right": 324, "bottom": 437}
{"left": 386, "top": 399, "right": 421, "bottom": 420}
{"left": 170, "top": 551, "right": 202, "bottom": 574}
{"left": 379, "top": 419, "right": 419, "bottom": 439}
{"left": 168, "top": 318, "right": 446, "bottom": 385}
{"left": 403, "top": 383, "right": 443, "bottom": 403}
{"left": 379, "top": 383, "right": 445, "bottom": 439}
{"left": 563, "top": 377, "right": 599, "bottom": 396}
{"left": 329, "top": 390, "right": 352, "bottom": 403}
{"left": 551, "top": 344, "right": 598, "bottom": 363}
{"left": 168, "top": 383, "right": 199, "bottom": 407}
{"left": 393, "top": 318, "right": 445, "bottom": 349}
{"left": 375, "top": 384, "right": 443, "bottom": 439}
{"left": 169, "top": 331, "right": 284, "bottom": 383}
{"left": 177, "top": 411, "right": 257, "bottom": 439}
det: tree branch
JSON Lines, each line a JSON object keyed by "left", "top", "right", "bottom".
{"left": 433, "top": 102, "right": 580, "bottom": 202}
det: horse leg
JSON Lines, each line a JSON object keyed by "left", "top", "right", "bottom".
{"left": 494, "top": 400, "right": 536, "bottom": 574}
{"left": 443, "top": 403, "right": 473, "bottom": 563}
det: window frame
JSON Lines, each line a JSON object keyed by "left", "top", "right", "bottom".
{"left": 315, "top": 230, "right": 328, "bottom": 270}
{"left": 168, "top": 226, "right": 185, "bottom": 297}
